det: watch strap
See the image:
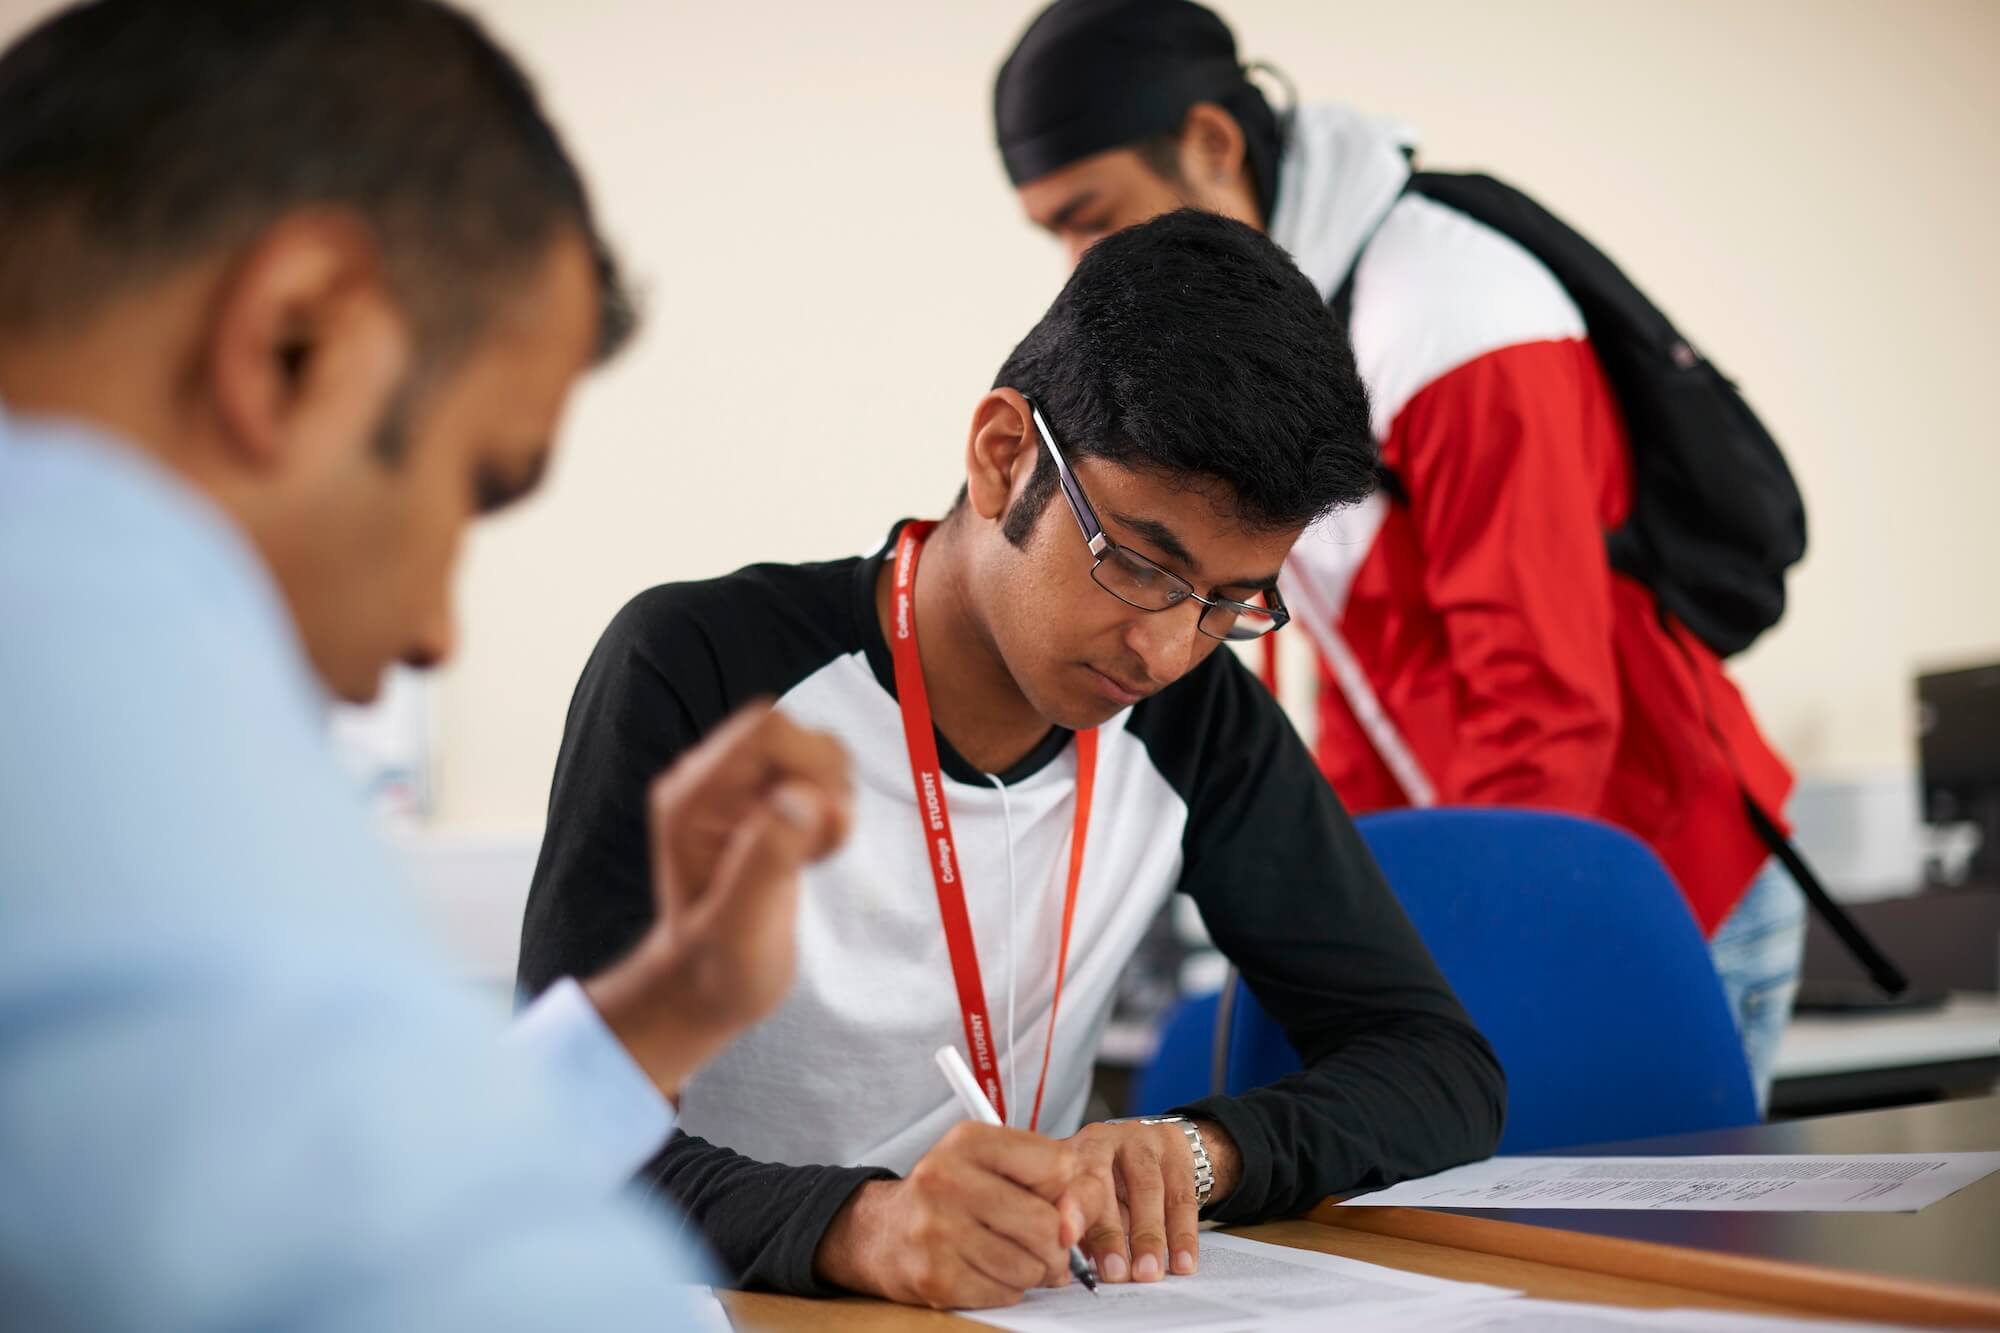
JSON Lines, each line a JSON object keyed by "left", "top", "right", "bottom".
{"left": 1137, "top": 1115, "right": 1214, "bottom": 1210}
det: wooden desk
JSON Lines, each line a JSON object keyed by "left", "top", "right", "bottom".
{"left": 721, "top": 1099, "right": 2000, "bottom": 1330}
{"left": 720, "top": 1218, "right": 1814, "bottom": 1331}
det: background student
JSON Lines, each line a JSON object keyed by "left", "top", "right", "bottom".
{"left": 993, "top": 0, "right": 1805, "bottom": 1104}
{"left": 0, "top": 2, "right": 850, "bottom": 1326}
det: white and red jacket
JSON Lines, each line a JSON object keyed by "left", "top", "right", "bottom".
{"left": 1271, "top": 105, "right": 1792, "bottom": 935}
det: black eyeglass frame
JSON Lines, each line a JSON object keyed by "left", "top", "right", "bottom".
{"left": 1023, "top": 396, "right": 1291, "bottom": 643}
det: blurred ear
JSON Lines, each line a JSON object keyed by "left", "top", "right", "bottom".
{"left": 202, "top": 211, "right": 412, "bottom": 477}
{"left": 1178, "top": 101, "right": 1248, "bottom": 189}
{"left": 965, "top": 387, "right": 1038, "bottom": 522}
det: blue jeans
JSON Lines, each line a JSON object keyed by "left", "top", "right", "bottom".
{"left": 1708, "top": 858, "right": 1807, "bottom": 1115}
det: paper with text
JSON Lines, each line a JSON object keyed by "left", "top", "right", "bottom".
{"left": 1324, "top": 1296, "right": 1933, "bottom": 1332}
{"left": 1340, "top": 1153, "right": 2000, "bottom": 1212}
{"left": 960, "top": 1231, "right": 1514, "bottom": 1333}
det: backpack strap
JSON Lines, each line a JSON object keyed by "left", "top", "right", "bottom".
{"left": 1742, "top": 794, "right": 1910, "bottom": 996}
{"left": 1650, "top": 602, "right": 1910, "bottom": 995}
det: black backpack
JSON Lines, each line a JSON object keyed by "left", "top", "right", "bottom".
{"left": 1335, "top": 171, "right": 1806, "bottom": 659}
{"left": 1333, "top": 173, "right": 1907, "bottom": 995}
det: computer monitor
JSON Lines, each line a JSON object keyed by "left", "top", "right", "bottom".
{"left": 1917, "top": 661, "right": 2000, "bottom": 884}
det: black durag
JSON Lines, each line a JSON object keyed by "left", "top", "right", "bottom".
{"left": 993, "top": 0, "right": 1286, "bottom": 221}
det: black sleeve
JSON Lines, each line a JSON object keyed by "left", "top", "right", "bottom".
{"left": 517, "top": 581, "right": 893, "bottom": 1295}
{"left": 1147, "top": 651, "right": 1507, "bottom": 1221}
{"left": 646, "top": 1134, "right": 896, "bottom": 1296}
{"left": 516, "top": 592, "right": 697, "bottom": 998}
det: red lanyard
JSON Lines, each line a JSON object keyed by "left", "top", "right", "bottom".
{"left": 888, "top": 521, "right": 1097, "bottom": 1132}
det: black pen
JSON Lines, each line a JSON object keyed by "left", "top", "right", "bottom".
{"left": 934, "top": 1045, "right": 1100, "bottom": 1295}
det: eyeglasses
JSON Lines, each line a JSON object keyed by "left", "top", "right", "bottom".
{"left": 1025, "top": 397, "right": 1290, "bottom": 643}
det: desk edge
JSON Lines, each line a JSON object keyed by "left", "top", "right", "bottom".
{"left": 1307, "top": 1200, "right": 2000, "bottom": 1329}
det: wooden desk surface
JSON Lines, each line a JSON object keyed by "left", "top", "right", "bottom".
{"left": 722, "top": 1099, "right": 2000, "bottom": 1330}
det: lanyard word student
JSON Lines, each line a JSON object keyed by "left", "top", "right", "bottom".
{"left": 888, "top": 521, "right": 1097, "bottom": 1132}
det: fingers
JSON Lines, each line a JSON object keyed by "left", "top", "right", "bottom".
{"left": 938, "top": 1124, "right": 1085, "bottom": 1283}
{"left": 1050, "top": 1182, "right": 1092, "bottom": 1251}
{"left": 1066, "top": 1122, "right": 1203, "bottom": 1284}
{"left": 648, "top": 704, "right": 853, "bottom": 923}
{"left": 682, "top": 704, "right": 852, "bottom": 852}
{"left": 1079, "top": 1169, "right": 1130, "bottom": 1283}
{"left": 946, "top": 1121, "right": 1081, "bottom": 1198}
{"left": 741, "top": 711, "right": 852, "bottom": 857}
{"left": 1164, "top": 1156, "right": 1202, "bottom": 1277}
{"left": 945, "top": 1163, "right": 1073, "bottom": 1287}
{"left": 949, "top": 1213, "right": 1056, "bottom": 1295}
{"left": 891, "top": 1126, "right": 1091, "bottom": 1308}
{"left": 1066, "top": 1130, "right": 1128, "bottom": 1282}
{"left": 686, "top": 799, "right": 807, "bottom": 1003}
{"left": 1117, "top": 1134, "right": 1170, "bottom": 1282}
{"left": 908, "top": 1255, "right": 1024, "bottom": 1313}
{"left": 656, "top": 703, "right": 852, "bottom": 841}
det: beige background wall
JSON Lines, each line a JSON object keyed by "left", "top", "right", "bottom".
{"left": 6, "top": 1, "right": 1996, "bottom": 836}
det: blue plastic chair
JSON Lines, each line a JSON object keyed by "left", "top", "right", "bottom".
{"left": 1132, "top": 808, "right": 1759, "bottom": 1151}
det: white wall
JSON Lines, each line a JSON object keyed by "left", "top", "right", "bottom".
{"left": 6, "top": 0, "right": 1997, "bottom": 838}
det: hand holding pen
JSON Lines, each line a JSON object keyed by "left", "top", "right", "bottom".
{"left": 935, "top": 1045, "right": 1101, "bottom": 1295}
{"left": 810, "top": 1050, "right": 1105, "bottom": 1308}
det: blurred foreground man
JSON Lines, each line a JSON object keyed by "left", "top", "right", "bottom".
{"left": 0, "top": 2, "right": 852, "bottom": 1327}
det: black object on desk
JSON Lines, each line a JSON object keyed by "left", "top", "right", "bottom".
{"left": 1802, "top": 884, "right": 2000, "bottom": 994}
{"left": 1793, "top": 980, "right": 1950, "bottom": 1015}
{"left": 1433, "top": 1096, "right": 2000, "bottom": 1293}
{"left": 1920, "top": 662, "right": 2000, "bottom": 885}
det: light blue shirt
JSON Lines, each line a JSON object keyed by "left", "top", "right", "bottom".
{"left": 0, "top": 405, "right": 710, "bottom": 1329}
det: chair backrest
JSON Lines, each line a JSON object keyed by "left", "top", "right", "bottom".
{"left": 1133, "top": 808, "right": 1759, "bottom": 1151}
{"left": 1129, "top": 988, "right": 1224, "bottom": 1119}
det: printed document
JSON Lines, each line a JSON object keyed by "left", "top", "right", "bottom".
{"left": 961, "top": 1231, "right": 1513, "bottom": 1333}
{"left": 1328, "top": 1296, "right": 1934, "bottom": 1332}
{"left": 1339, "top": 1153, "right": 2000, "bottom": 1212}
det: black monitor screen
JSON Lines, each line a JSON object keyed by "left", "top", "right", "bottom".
{"left": 1918, "top": 661, "right": 2000, "bottom": 812}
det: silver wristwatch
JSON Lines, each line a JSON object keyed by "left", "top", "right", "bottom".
{"left": 1135, "top": 1115, "right": 1215, "bottom": 1210}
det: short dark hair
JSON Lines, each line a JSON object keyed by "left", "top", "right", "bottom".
{"left": 0, "top": 0, "right": 635, "bottom": 366}
{"left": 992, "top": 209, "right": 1373, "bottom": 544}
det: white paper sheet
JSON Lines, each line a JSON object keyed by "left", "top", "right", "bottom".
{"left": 959, "top": 1231, "right": 1514, "bottom": 1333}
{"left": 1339, "top": 1152, "right": 2000, "bottom": 1213}
{"left": 1317, "top": 1296, "right": 1933, "bottom": 1332}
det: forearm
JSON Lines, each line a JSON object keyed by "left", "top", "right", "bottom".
{"left": 1163, "top": 649, "right": 1506, "bottom": 1222}
{"left": 647, "top": 1131, "right": 895, "bottom": 1295}
{"left": 1170, "top": 1014, "right": 1504, "bottom": 1222}
{"left": 582, "top": 932, "right": 753, "bottom": 1101}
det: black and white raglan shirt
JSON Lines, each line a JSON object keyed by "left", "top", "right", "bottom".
{"left": 518, "top": 522, "right": 1505, "bottom": 1295}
